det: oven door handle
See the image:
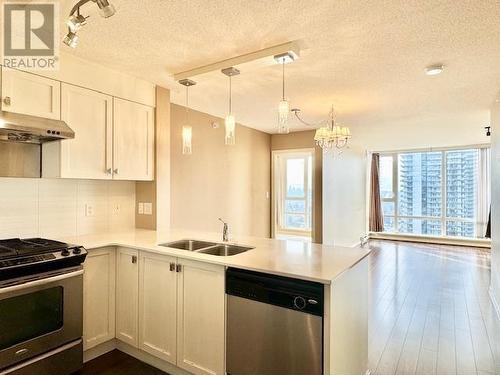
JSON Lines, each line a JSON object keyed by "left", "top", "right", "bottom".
{"left": 0, "top": 269, "right": 84, "bottom": 294}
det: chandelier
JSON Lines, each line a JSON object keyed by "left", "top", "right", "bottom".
{"left": 292, "top": 105, "right": 351, "bottom": 151}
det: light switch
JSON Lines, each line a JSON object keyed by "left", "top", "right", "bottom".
{"left": 138, "top": 202, "right": 144, "bottom": 214}
{"left": 144, "top": 202, "right": 153, "bottom": 215}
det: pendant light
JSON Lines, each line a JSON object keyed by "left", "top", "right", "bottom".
{"left": 274, "top": 52, "right": 296, "bottom": 134}
{"left": 221, "top": 67, "right": 240, "bottom": 145}
{"left": 179, "top": 79, "right": 196, "bottom": 155}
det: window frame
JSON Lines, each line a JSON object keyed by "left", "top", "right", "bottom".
{"left": 378, "top": 145, "right": 488, "bottom": 238}
{"left": 273, "top": 150, "right": 314, "bottom": 236}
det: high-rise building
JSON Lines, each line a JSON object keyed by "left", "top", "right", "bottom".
{"left": 394, "top": 150, "right": 477, "bottom": 237}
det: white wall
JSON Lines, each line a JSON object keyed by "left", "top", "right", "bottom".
{"left": 322, "top": 117, "right": 490, "bottom": 247}
{"left": 0, "top": 178, "right": 135, "bottom": 239}
{"left": 323, "top": 147, "right": 367, "bottom": 247}
{"left": 490, "top": 100, "right": 500, "bottom": 315}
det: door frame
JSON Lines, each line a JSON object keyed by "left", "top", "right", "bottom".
{"left": 271, "top": 148, "right": 315, "bottom": 239}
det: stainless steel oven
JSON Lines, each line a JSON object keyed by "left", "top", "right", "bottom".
{"left": 0, "top": 267, "right": 83, "bottom": 374}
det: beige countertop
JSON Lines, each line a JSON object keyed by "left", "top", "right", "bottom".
{"left": 58, "top": 229, "right": 371, "bottom": 284}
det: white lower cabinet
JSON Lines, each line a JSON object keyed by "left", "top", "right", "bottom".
{"left": 83, "top": 247, "right": 116, "bottom": 351}
{"left": 116, "top": 247, "right": 139, "bottom": 347}
{"left": 176, "top": 259, "right": 225, "bottom": 375}
{"left": 85, "top": 248, "right": 225, "bottom": 375}
{"left": 138, "top": 252, "right": 177, "bottom": 363}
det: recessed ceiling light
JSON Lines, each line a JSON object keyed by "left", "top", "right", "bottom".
{"left": 425, "top": 64, "right": 444, "bottom": 76}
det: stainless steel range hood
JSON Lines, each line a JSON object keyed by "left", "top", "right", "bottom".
{"left": 0, "top": 111, "right": 74, "bottom": 144}
{"left": 0, "top": 111, "right": 75, "bottom": 178}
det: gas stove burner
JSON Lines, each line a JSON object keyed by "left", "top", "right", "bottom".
{"left": 0, "top": 237, "right": 87, "bottom": 282}
{"left": 0, "top": 238, "right": 68, "bottom": 253}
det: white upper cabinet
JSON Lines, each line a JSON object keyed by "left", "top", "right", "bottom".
{"left": 43, "top": 83, "right": 113, "bottom": 179}
{"left": 83, "top": 247, "right": 116, "bottom": 351}
{"left": 113, "top": 98, "right": 154, "bottom": 181}
{"left": 176, "top": 259, "right": 225, "bottom": 375}
{"left": 139, "top": 252, "right": 177, "bottom": 364}
{"left": 1, "top": 68, "right": 61, "bottom": 119}
{"left": 116, "top": 247, "right": 139, "bottom": 348}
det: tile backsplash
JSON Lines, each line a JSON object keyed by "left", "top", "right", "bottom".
{"left": 0, "top": 178, "right": 135, "bottom": 239}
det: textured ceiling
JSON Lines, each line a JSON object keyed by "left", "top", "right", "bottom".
{"left": 59, "top": 0, "right": 500, "bottom": 134}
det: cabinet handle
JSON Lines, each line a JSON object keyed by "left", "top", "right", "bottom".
{"left": 176, "top": 264, "right": 182, "bottom": 273}
{"left": 3, "top": 96, "right": 11, "bottom": 106}
{"left": 132, "top": 255, "right": 137, "bottom": 264}
{"left": 113, "top": 168, "right": 119, "bottom": 175}
{"left": 106, "top": 168, "right": 112, "bottom": 174}
{"left": 169, "top": 262, "right": 176, "bottom": 272}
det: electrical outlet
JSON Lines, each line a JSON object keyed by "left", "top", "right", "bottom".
{"left": 85, "top": 204, "right": 94, "bottom": 217}
{"left": 138, "top": 203, "right": 144, "bottom": 214}
{"left": 144, "top": 202, "right": 153, "bottom": 215}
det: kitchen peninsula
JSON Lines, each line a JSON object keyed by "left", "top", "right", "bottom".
{"left": 61, "top": 229, "right": 370, "bottom": 375}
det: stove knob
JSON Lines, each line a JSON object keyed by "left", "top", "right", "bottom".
{"left": 73, "top": 247, "right": 82, "bottom": 255}
{"left": 293, "top": 296, "right": 307, "bottom": 310}
{"left": 61, "top": 249, "right": 70, "bottom": 257}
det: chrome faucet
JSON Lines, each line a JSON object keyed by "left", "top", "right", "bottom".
{"left": 218, "top": 218, "right": 229, "bottom": 242}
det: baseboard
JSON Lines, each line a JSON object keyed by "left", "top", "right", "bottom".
{"left": 83, "top": 339, "right": 117, "bottom": 363}
{"left": 489, "top": 287, "right": 500, "bottom": 322}
{"left": 115, "top": 341, "right": 191, "bottom": 375}
{"left": 369, "top": 232, "right": 491, "bottom": 248}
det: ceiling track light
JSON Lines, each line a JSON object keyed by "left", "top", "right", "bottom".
{"left": 222, "top": 67, "right": 240, "bottom": 146}
{"left": 63, "top": 0, "right": 116, "bottom": 48}
{"left": 274, "top": 52, "right": 296, "bottom": 134}
{"left": 179, "top": 79, "right": 196, "bottom": 155}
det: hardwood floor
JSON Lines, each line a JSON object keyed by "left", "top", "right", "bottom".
{"left": 78, "top": 350, "right": 167, "bottom": 375}
{"left": 78, "top": 240, "right": 500, "bottom": 375}
{"left": 368, "top": 240, "right": 500, "bottom": 375}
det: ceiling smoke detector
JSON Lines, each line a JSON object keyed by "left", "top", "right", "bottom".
{"left": 425, "top": 64, "right": 444, "bottom": 76}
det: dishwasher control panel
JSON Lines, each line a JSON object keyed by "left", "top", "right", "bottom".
{"left": 226, "top": 267, "right": 324, "bottom": 316}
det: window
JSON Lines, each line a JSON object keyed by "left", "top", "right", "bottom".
{"left": 379, "top": 147, "right": 489, "bottom": 238}
{"left": 273, "top": 151, "right": 313, "bottom": 236}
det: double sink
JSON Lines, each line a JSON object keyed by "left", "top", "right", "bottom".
{"left": 159, "top": 239, "right": 254, "bottom": 256}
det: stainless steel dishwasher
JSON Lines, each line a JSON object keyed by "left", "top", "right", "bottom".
{"left": 226, "top": 268, "right": 324, "bottom": 375}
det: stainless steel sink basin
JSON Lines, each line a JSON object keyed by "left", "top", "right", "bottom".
{"left": 197, "top": 244, "right": 254, "bottom": 256}
{"left": 160, "top": 239, "right": 217, "bottom": 251}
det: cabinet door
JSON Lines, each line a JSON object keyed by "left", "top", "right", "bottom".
{"left": 45, "top": 84, "right": 113, "bottom": 179}
{"left": 177, "top": 259, "right": 225, "bottom": 375}
{"left": 138, "top": 252, "right": 177, "bottom": 363}
{"left": 116, "top": 247, "right": 139, "bottom": 347}
{"left": 83, "top": 247, "right": 116, "bottom": 351}
{"left": 113, "top": 98, "right": 154, "bottom": 181}
{"left": 1, "top": 68, "right": 60, "bottom": 119}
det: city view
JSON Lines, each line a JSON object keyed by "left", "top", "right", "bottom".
{"left": 381, "top": 149, "right": 480, "bottom": 238}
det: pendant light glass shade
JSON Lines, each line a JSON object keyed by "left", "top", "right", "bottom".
{"left": 179, "top": 79, "right": 196, "bottom": 155}
{"left": 225, "top": 114, "right": 236, "bottom": 145}
{"left": 277, "top": 56, "right": 290, "bottom": 133}
{"left": 222, "top": 68, "right": 239, "bottom": 146}
{"left": 278, "top": 99, "right": 290, "bottom": 134}
{"left": 182, "top": 126, "right": 192, "bottom": 154}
